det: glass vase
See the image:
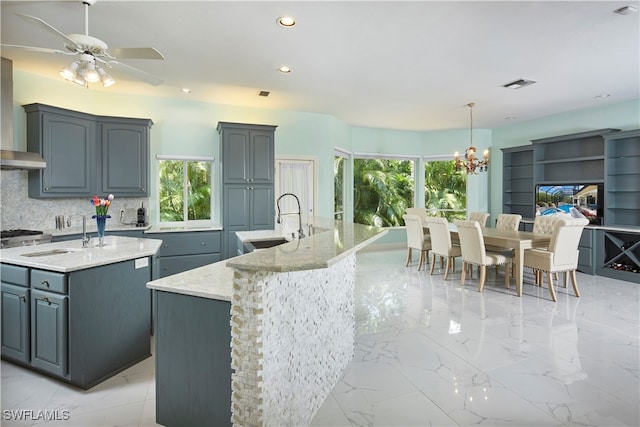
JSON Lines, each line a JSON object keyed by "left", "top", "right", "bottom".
{"left": 93, "top": 214, "right": 111, "bottom": 246}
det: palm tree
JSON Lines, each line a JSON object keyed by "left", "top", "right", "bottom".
{"left": 424, "top": 160, "right": 466, "bottom": 221}
{"left": 353, "top": 159, "right": 414, "bottom": 226}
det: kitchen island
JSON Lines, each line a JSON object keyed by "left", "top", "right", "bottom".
{"left": 147, "top": 219, "right": 386, "bottom": 427}
{"left": 0, "top": 236, "right": 162, "bottom": 389}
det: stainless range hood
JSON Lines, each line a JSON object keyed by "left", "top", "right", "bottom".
{"left": 1, "top": 150, "right": 46, "bottom": 170}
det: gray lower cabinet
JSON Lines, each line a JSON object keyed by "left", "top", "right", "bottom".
{"left": 0, "top": 259, "right": 153, "bottom": 389}
{"left": 222, "top": 185, "right": 274, "bottom": 258}
{"left": 154, "top": 290, "right": 231, "bottom": 427}
{"left": 30, "top": 288, "right": 68, "bottom": 377}
{"left": 577, "top": 228, "right": 595, "bottom": 274}
{"left": 145, "top": 231, "right": 222, "bottom": 278}
{"left": 1, "top": 282, "right": 30, "bottom": 364}
{"left": 24, "top": 103, "right": 152, "bottom": 198}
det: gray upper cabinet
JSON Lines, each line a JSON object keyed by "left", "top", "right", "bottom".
{"left": 218, "top": 122, "right": 275, "bottom": 184}
{"left": 218, "top": 122, "right": 277, "bottom": 259}
{"left": 25, "top": 105, "right": 96, "bottom": 197}
{"left": 101, "top": 119, "right": 150, "bottom": 196}
{"left": 24, "top": 103, "right": 152, "bottom": 198}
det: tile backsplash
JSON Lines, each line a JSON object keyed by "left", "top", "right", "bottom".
{"left": 1, "top": 170, "right": 148, "bottom": 231}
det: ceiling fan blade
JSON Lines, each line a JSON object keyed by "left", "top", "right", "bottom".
{"left": 16, "top": 13, "right": 81, "bottom": 51}
{"left": 105, "top": 61, "right": 163, "bottom": 86}
{"left": 108, "top": 47, "right": 164, "bottom": 60}
{"left": 0, "top": 43, "right": 75, "bottom": 56}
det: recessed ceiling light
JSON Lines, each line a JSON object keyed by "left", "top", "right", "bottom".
{"left": 277, "top": 66, "right": 291, "bottom": 74}
{"left": 503, "top": 79, "right": 536, "bottom": 89}
{"left": 181, "top": 88, "right": 191, "bottom": 94}
{"left": 614, "top": 5, "right": 638, "bottom": 15}
{"left": 258, "top": 90, "right": 270, "bottom": 97}
{"left": 277, "top": 16, "right": 296, "bottom": 27}
{"left": 504, "top": 116, "right": 518, "bottom": 121}
{"left": 594, "top": 94, "right": 611, "bottom": 100}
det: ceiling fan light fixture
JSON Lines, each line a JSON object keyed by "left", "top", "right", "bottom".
{"left": 59, "top": 61, "right": 79, "bottom": 81}
{"left": 83, "top": 62, "right": 100, "bottom": 83}
{"left": 97, "top": 67, "right": 115, "bottom": 87}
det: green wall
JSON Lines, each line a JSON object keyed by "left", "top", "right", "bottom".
{"left": 10, "top": 69, "right": 639, "bottom": 226}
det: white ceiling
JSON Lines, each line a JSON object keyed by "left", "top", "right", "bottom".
{"left": 1, "top": 0, "right": 639, "bottom": 131}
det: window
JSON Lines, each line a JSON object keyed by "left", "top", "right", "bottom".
{"left": 334, "top": 148, "right": 349, "bottom": 220}
{"left": 157, "top": 155, "right": 214, "bottom": 225}
{"left": 424, "top": 157, "right": 466, "bottom": 222}
{"left": 353, "top": 154, "right": 415, "bottom": 227}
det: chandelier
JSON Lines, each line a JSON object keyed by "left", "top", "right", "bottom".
{"left": 454, "top": 102, "right": 489, "bottom": 174}
{"left": 59, "top": 53, "right": 115, "bottom": 88}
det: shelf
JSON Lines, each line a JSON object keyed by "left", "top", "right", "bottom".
{"left": 536, "top": 179, "right": 605, "bottom": 185}
{"left": 536, "top": 155, "right": 604, "bottom": 165}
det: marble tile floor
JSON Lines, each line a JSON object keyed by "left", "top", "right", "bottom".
{"left": 2, "top": 247, "right": 639, "bottom": 426}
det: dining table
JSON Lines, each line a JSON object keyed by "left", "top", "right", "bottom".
{"left": 425, "top": 225, "right": 552, "bottom": 297}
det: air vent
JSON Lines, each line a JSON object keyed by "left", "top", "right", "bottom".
{"left": 503, "top": 79, "right": 536, "bottom": 89}
{"left": 258, "top": 90, "right": 270, "bottom": 97}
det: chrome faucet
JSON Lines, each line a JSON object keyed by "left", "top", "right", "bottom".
{"left": 276, "top": 193, "right": 305, "bottom": 239}
{"left": 68, "top": 213, "right": 91, "bottom": 248}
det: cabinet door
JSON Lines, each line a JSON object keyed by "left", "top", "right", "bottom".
{"left": 250, "top": 130, "right": 274, "bottom": 184}
{"left": 250, "top": 185, "right": 275, "bottom": 229}
{"left": 1, "top": 283, "right": 30, "bottom": 364}
{"left": 30, "top": 290, "right": 68, "bottom": 378}
{"left": 101, "top": 122, "right": 149, "bottom": 196}
{"left": 222, "top": 129, "right": 250, "bottom": 183}
{"left": 29, "top": 112, "right": 95, "bottom": 197}
{"left": 224, "top": 185, "right": 250, "bottom": 230}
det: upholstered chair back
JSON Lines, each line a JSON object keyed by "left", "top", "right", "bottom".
{"left": 533, "top": 215, "right": 556, "bottom": 235}
{"left": 406, "top": 208, "right": 428, "bottom": 222}
{"left": 548, "top": 217, "right": 589, "bottom": 269}
{"left": 496, "top": 213, "right": 522, "bottom": 231}
{"left": 403, "top": 214, "right": 427, "bottom": 250}
{"left": 454, "top": 219, "right": 487, "bottom": 265}
{"left": 468, "top": 212, "right": 489, "bottom": 228}
{"left": 425, "top": 217, "right": 452, "bottom": 256}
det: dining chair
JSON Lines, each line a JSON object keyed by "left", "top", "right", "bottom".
{"left": 424, "top": 217, "right": 461, "bottom": 280}
{"left": 523, "top": 217, "right": 589, "bottom": 302}
{"left": 496, "top": 213, "right": 523, "bottom": 230}
{"left": 453, "top": 219, "right": 512, "bottom": 292}
{"left": 468, "top": 212, "right": 489, "bottom": 229}
{"left": 403, "top": 214, "right": 431, "bottom": 271}
{"left": 406, "top": 207, "right": 428, "bottom": 222}
{"left": 532, "top": 215, "right": 559, "bottom": 284}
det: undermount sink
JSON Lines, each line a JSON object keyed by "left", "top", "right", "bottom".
{"left": 21, "top": 248, "right": 81, "bottom": 257}
{"left": 249, "top": 238, "right": 289, "bottom": 249}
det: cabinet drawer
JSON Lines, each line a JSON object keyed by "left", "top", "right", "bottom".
{"left": 1, "top": 264, "right": 29, "bottom": 287}
{"left": 31, "top": 270, "right": 68, "bottom": 294}
{"left": 150, "top": 232, "right": 222, "bottom": 257}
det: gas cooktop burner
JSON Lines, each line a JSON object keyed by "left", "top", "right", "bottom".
{"left": 1, "top": 229, "right": 44, "bottom": 238}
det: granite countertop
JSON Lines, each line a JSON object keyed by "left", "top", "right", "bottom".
{"left": 0, "top": 236, "right": 163, "bottom": 273}
{"left": 146, "top": 261, "right": 235, "bottom": 301}
{"left": 47, "top": 222, "right": 151, "bottom": 237}
{"left": 145, "top": 224, "right": 224, "bottom": 233}
{"left": 146, "top": 218, "right": 387, "bottom": 301}
{"left": 228, "top": 219, "right": 387, "bottom": 272}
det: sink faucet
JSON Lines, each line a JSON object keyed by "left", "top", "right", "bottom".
{"left": 276, "top": 193, "right": 305, "bottom": 239}
{"left": 68, "top": 213, "right": 91, "bottom": 248}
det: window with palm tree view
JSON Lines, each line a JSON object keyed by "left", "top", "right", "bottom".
{"left": 349, "top": 157, "right": 466, "bottom": 227}
{"left": 424, "top": 159, "right": 467, "bottom": 222}
{"left": 158, "top": 158, "right": 213, "bottom": 224}
{"left": 353, "top": 158, "right": 415, "bottom": 227}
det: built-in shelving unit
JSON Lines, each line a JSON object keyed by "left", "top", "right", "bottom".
{"left": 502, "top": 128, "right": 640, "bottom": 283}
{"left": 502, "top": 146, "right": 534, "bottom": 218}
{"left": 604, "top": 129, "right": 640, "bottom": 227}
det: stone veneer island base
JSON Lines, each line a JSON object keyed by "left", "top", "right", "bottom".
{"left": 147, "top": 219, "right": 386, "bottom": 427}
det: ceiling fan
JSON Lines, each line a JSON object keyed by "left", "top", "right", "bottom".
{"left": 1, "top": 0, "right": 164, "bottom": 87}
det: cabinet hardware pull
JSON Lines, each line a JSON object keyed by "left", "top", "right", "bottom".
{"left": 42, "top": 280, "right": 50, "bottom": 287}
{"left": 43, "top": 297, "right": 50, "bottom": 304}
{"left": 201, "top": 242, "right": 206, "bottom": 246}
{"left": 20, "top": 294, "right": 26, "bottom": 302}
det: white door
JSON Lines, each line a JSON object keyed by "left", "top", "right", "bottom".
{"left": 275, "top": 158, "right": 316, "bottom": 230}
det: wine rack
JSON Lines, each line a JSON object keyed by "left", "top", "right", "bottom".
{"left": 597, "top": 230, "right": 640, "bottom": 283}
